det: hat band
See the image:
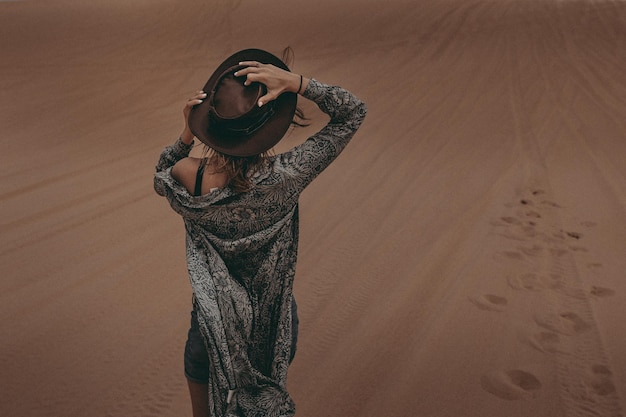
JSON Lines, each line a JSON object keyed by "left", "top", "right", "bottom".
{"left": 208, "top": 101, "right": 276, "bottom": 137}
{"left": 224, "top": 103, "right": 275, "bottom": 136}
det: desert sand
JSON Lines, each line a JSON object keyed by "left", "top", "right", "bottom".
{"left": 2, "top": 0, "right": 626, "bottom": 416}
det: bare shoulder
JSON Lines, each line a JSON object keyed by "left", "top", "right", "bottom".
{"left": 171, "top": 157, "right": 201, "bottom": 191}
{"left": 172, "top": 156, "right": 229, "bottom": 195}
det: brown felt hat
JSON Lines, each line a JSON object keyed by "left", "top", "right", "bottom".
{"left": 188, "top": 49, "right": 297, "bottom": 157}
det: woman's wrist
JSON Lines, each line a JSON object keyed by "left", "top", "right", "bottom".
{"left": 294, "top": 74, "right": 310, "bottom": 95}
{"left": 180, "top": 128, "right": 194, "bottom": 145}
{"left": 296, "top": 75, "right": 303, "bottom": 95}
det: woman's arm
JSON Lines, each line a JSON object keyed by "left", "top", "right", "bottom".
{"left": 276, "top": 79, "right": 368, "bottom": 192}
{"left": 236, "top": 61, "right": 367, "bottom": 191}
{"left": 154, "top": 91, "right": 207, "bottom": 196}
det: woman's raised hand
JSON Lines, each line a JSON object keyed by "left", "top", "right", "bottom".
{"left": 184, "top": 91, "right": 207, "bottom": 121}
{"left": 235, "top": 62, "right": 306, "bottom": 107}
{"left": 180, "top": 91, "right": 207, "bottom": 144}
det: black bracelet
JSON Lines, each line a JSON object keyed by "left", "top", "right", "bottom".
{"left": 297, "top": 74, "right": 303, "bottom": 94}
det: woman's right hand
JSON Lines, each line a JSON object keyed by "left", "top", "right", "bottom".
{"left": 180, "top": 91, "right": 207, "bottom": 144}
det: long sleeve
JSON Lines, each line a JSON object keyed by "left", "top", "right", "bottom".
{"left": 274, "top": 79, "right": 367, "bottom": 192}
{"left": 154, "top": 138, "right": 194, "bottom": 196}
{"left": 151, "top": 80, "right": 366, "bottom": 417}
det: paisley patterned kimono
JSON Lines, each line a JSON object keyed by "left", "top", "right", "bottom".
{"left": 154, "top": 79, "right": 366, "bottom": 416}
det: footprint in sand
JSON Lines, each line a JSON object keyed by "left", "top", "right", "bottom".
{"left": 500, "top": 216, "right": 523, "bottom": 225}
{"left": 481, "top": 370, "right": 542, "bottom": 401}
{"left": 520, "top": 199, "right": 534, "bottom": 206}
{"left": 534, "top": 311, "right": 591, "bottom": 335}
{"left": 565, "top": 231, "right": 583, "bottom": 240}
{"left": 532, "top": 189, "right": 546, "bottom": 196}
{"left": 508, "top": 272, "right": 588, "bottom": 300}
{"left": 525, "top": 210, "right": 542, "bottom": 219}
{"left": 550, "top": 248, "right": 569, "bottom": 257}
{"left": 519, "top": 244, "right": 543, "bottom": 257}
{"left": 526, "top": 331, "right": 562, "bottom": 353}
{"left": 508, "top": 273, "right": 561, "bottom": 292}
{"left": 590, "top": 286, "right": 615, "bottom": 298}
{"left": 581, "top": 221, "right": 597, "bottom": 228}
{"left": 491, "top": 217, "right": 530, "bottom": 236}
{"left": 489, "top": 219, "right": 505, "bottom": 227}
{"left": 469, "top": 294, "right": 508, "bottom": 312}
{"left": 552, "top": 282, "right": 588, "bottom": 300}
{"left": 568, "top": 245, "right": 588, "bottom": 253}
{"left": 508, "top": 273, "right": 543, "bottom": 291}
{"left": 494, "top": 250, "right": 525, "bottom": 261}
{"left": 540, "top": 200, "right": 561, "bottom": 208}
{"left": 521, "top": 225, "right": 538, "bottom": 238}
{"left": 587, "top": 364, "right": 617, "bottom": 397}
{"left": 557, "top": 312, "right": 592, "bottom": 333}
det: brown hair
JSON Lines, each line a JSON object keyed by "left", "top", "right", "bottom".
{"left": 202, "top": 146, "right": 272, "bottom": 193}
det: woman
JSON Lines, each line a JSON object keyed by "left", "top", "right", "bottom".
{"left": 154, "top": 48, "right": 366, "bottom": 417}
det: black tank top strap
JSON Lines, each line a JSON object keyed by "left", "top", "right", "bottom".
{"left": 194, "top": 157, "right": 208, "bottom": 197}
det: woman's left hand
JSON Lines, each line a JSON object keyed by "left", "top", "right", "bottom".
{"left": 235, "top": 62, "right": 306, "bottom": 107}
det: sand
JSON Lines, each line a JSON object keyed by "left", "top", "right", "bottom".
{"left": 2, "top": 0, "right": 626, "bottom": 416}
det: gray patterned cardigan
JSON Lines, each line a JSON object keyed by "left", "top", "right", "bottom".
{"left": 154, "top": 79, "right": 366, "bottom": 417}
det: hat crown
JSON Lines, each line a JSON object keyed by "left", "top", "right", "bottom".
{"left": 210, "top": 65, "right": 262, "bottom": 119}
{"left": 208, "top": 65, "right": 275, "bottom": 137}
{"left": 188, "top": 48, "right": 297, "bottom": 157}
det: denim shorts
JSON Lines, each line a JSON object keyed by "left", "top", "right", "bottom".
{"left": 184, "top": 297, "right": 299, "bottom": 384}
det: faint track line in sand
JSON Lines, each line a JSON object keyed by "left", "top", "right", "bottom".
{"left": 0, "top": 172, "right": 148, "bottom": 234}
{"left": 0, "top": 144, "right": 155, "bottom": 201}
{"left": 488, "top": 188, "right": 622, "bottom": 415}
{"left": 488, "top": 22, "right": 624, "bottom": 413}
{"left": 535, "top": 235, "right": 622, "bottom": 416}
{"left": 528, "top": 3, "right": 626, "bottom": 219}
{"left": 0, "top": 243, "right": 182, "bottom": 416}
{"left": 0, "top": 186, "right": 153, "bottom": 258}
{"left": 96, "top": 342, "right": 187, "bottom": 417}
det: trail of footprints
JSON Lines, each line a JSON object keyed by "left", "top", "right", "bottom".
{"left": 471, "top": 189, "right": 622, "bottom": 415}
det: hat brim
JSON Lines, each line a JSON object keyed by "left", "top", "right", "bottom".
{"left": 188, "top": 49, "right": 297, "bottom": 157}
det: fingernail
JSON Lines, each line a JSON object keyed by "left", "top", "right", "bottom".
{"left": 258, "top": 101, "right": 263, "bottom": 107}
{"left": 234, "top": 72, "right": 238, "bottom": 76}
